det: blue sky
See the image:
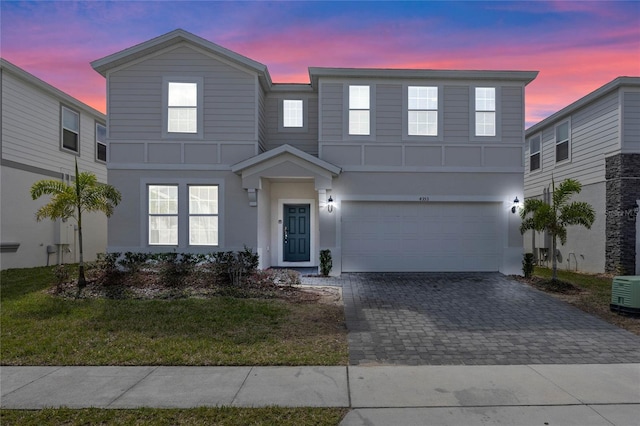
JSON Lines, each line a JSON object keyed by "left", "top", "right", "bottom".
{"left": 2, "top": 1, "right": 639, "bottom": 126}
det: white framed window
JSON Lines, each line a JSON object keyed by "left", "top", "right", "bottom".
{"left": 408, "top": 86, "right": 438, "bottom": 136}
{"left": 283, "top": 100, "right": 303, "bottom": 128}
{"left": 349, "top": 85, "right": 370, "bottom": 135}
{"left": 148, "top": 185, "right": 178, "bottom": 245}
{"left": 475, "top": 87, "right": 496, "bottom": 136}
{"left": 162, "top": 77, "right": 203, "bottom": 138}
{"left": 189, "top": 185, "right": 219, "bottom": 246}
{"left": 529, "top": 134, "right": 541, "bottom": 172}
{"left": 61, "top": 106, "right": 80, "bottom": 153}
{"left": 96, "top": 122, "right": 107, "bottom": 162}
{"left": 555, "top": 121, "right": 570, "bottom": 163}
{"left": 168, "top": 82, "right": 197, "bottom": 133}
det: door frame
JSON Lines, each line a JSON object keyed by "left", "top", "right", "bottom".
{"left": 277, "top": 198, "right": 316, "bottom": 267}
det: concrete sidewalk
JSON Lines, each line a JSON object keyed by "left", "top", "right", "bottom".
{"left": 2, "top": 364, "right": 639, "bottom": 425}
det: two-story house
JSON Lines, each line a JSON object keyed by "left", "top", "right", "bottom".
{"left": 1, "top": 59, "right": 108, "bottom": 269}
{"left": 524, "top": 77, "right": 640, "bottom": 275}
{"left": 91, "top": 29, "right": 537, "bottom": 275}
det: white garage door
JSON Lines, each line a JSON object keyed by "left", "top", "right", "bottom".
{"left": 341, "top": 202, "right": 502, "bottom": 272}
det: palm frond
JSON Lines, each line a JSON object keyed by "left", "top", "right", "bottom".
{"left": 560, "top": 202, "right": 596, "bottom": 229}
{"left": 553, "top": 178, "right": 582, "bottom": 208}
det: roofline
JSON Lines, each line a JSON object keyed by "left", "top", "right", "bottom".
{"left": 1, "top": 58, "right": 105, "bottom": 119}
{"left": 91, "top": 29, "right": 273, "bottom": 89}
{"left": 309, "top": 67, "right": 538, "bottom": 87}
{"left": 526, "top": 76, "right": 640, "bottom": 135}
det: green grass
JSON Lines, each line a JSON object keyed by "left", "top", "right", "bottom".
{"left": 531, "top": 266, "right": 640, "bottom": 335}
{"left": 0, "top": 407, "right": 349, "bottom": 426}
{"left": 1, "top": 266, "right": 348, "bottom": 366}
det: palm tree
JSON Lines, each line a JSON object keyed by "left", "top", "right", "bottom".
{"left": 31, "top": 160, "right": 121, "bottom": 293}
{"left": 520, "top": 178, "right": 595, "bottom": 281}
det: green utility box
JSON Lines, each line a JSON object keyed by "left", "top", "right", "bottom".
{"left": 610, "top": 276, "right": 640, "bottom": 314}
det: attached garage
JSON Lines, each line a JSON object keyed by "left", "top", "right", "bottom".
{"left": 341, "top": 201, "right": 502, "bottom": 272}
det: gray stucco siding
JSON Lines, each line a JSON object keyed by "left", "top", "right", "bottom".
{"left": 106, "top": 169, "right": 257, "bottom": 254}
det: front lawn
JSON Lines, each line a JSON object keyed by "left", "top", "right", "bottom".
{"left": 0, "top": 407, "right": 349, "bottom": 426}
{"left": 526, "top": 267, "right": 640, "bottom": 335}
{"left": 0, "top": 266, "right": 348, "bottom": 366}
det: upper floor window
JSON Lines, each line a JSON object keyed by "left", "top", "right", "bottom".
{"left": 408, "top": 86, "right": 438, "bottom": 136}
{"left": 283, "top": 100, "right": 303, "bottom": 128}
{"left": 61, "top": 106, "right": 80, "bottom": 153}
{"left": 148, "top": 185, "right": 178, "bottom": 245}
{"left": 168, "top": 82, "right": 197, "bottom": 133}
{"left": 555, "top": 121, "right": 570, "bottom": 163}
{"left": 529, "top": 134, "right": 541, "bottom": 172}
{"left": 96, "top": 123, "right": 107, "bottom": 162}
{"left": 189, "top": 185, "right": 219, "bottom": 246}
{"left": 349, "top": 85, "right": 370, "bottom": 135}
{"left": 475, "top": 87, "right": 496, "bottom": 136}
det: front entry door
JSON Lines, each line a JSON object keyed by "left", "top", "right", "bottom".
{"left": 283, "top": 204, "right": 310, "bottom": 262}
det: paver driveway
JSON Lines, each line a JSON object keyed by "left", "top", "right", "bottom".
{"left": 331, "top": 273, "right": 640, "bottom": 366}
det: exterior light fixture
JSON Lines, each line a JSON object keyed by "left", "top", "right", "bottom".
{"left": 511, "top": 196, "right": 520, "bottom": 214}
{"left": 327, "top": 196, "right": 334, "bottom": 213}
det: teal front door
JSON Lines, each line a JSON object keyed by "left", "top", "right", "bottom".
{"left": 283, "top": 204, "right": 310, "bottom": 262}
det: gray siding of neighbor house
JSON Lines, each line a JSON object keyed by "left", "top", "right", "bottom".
{"left": 107, "top": 44, "right": 259, "bottom": 166}
{"left": 525, "top": 90, "right": 620, "bottom": 197}
{"left": 623, "top": 91, "right": 640, "bottom": 152}
{"left": 1, "top": 61, "right": 107, "bottom": 269}
{"left": 525, "top": 79, "right": 640, "bottom": 275}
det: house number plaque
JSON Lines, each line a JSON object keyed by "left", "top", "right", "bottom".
{"left": 418, "top": 197, "right": 430, "bottom": 202}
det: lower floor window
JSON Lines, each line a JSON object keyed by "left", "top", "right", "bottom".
{"left": 189, "top": 185, "right": 219, "bottom": 245}
{"left": 148, "top": 184, "right": 218, "bottom": 246}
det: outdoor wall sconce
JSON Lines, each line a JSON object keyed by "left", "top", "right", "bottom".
{"left": 511, "top": 197, "right": 520, "bottom": 214}
{"left": 327, "top": 196, "right": 334, "bottom": 213}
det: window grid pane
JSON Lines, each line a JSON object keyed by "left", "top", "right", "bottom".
{"left": 475, "top": 112, "right": 496, "bottom": 136}
{"left": 283, "top": 100, "right": 303, "bottom": 127}
{"left": 149, "top": 216, "right": 178, "bottom": 245}
{"left": 168, "top": 108, "right": 197, "bottom": 133}
{"left": 349, "top": 110, "right": 370, "bottom": 135}
{"left": 475, "top": 88, "right": 495, "bottom": 111}
{"left": 349, "top": 86, "right": 369, "bottom": 109}
{"left": 168, "top": 82, "right": 197, "bottom": 106}
{"left": 189, "top": 216, "right": 218, "bottom": 245}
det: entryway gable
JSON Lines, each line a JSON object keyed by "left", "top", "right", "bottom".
{"left": 232, "top": 144, "right": 341, "bottom": 185}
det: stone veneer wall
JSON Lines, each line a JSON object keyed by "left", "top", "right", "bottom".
{"left": 605, "top": 153, "right": 640, "bottom": 275}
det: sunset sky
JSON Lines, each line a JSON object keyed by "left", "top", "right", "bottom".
{"left": 2, "top": 0, "right": 638, "bottom": 128}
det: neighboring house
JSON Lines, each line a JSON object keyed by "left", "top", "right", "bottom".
{"left": 91, "top": 29, "right": 537, "bottom": 275}
{"left": 524, "top": 77, "right": 640, "bottom": 275}
{"left": 0, "top": 59, "right": 108, "bottom": 269}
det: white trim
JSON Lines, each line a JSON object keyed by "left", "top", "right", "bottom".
{"left": 277, "top": 198, "right": 317, "bottom": 267}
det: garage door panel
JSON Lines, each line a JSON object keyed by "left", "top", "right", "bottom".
{"left": 341, "top": 202, "right": 501, "bottom": 272}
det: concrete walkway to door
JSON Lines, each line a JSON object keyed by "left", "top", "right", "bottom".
{"left": 307, "top": 272, "right": 640, "bottom": 366}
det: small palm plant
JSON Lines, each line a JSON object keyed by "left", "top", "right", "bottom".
{"left": 31, "top": 160, "right": 121, "bottom": 294}
{"left": 519, "top": 178, "right": 595, "bottom": 281}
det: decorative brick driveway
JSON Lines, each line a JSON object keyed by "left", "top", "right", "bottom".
{"left": 334, "top": 273, "right": 640, "bottom": 366}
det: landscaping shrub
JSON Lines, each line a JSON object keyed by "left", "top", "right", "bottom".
{"left": 320, "top": 249, "right": 332, "bottom": 276}
{"left": 210, "top": 246, "right": 259, "bottom": 286}
{"left": 522, "top": 253, "right": 535, "bottom": 278}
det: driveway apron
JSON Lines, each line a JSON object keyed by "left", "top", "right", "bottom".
{"left": 337, "top": 273, "right": 640, "bottom": 366}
